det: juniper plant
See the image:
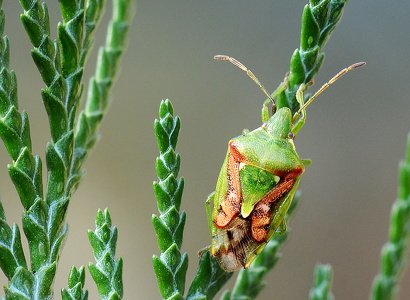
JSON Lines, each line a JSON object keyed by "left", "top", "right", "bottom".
{"left": 152, "top": 1, "right": 351, "bottom": 299}
{"left": 0, "top": 0, "right": 132, "bottom": 298}
{"left": 152, "top": 0, "right": 410, "bottom": 299}
{"left": 0, "top": 0, "right": 407, "bottom": 300}
{"left": 370, "top": 133, "right": 410, "bottom": 300}
{"left": 309, "top": 264, "right": 334, "bottom": 300}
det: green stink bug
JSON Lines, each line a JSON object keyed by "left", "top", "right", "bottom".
{"left": 207, "top": 55, "right": 365, "bottom": 272}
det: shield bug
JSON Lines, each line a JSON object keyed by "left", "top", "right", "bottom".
{"left": 206, "top": 55, "right": 365, "bottom": 272}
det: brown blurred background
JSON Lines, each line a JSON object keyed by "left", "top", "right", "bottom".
{"left": 1, "top": 0, "right": 410, "bottom": 299}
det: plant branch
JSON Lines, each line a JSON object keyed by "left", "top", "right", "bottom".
{"left": 88, "top": 209, "right": 123, "bottom": 300}
{"left": 276, "top": 0, "right": 349, "bottom": 114}
{"left": 370, "top": 133, "right": 410, "bottom": 300}
{"left": 152, "top": 99, "right": 188, "bottom": 300}
{"left": 309, "top": 264, "right": 334, "bottom": 300}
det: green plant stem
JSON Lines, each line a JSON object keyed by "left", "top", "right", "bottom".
{"left": 370, "top": 133, "right": 410, "bottom": 300}
{"left": 0, "top": 3, "right": 45, "bottom": 298}
{"left": 276, "top": 0, "right": 348, "bottom": 114}
{"left": 88, "top": 209, "right": 123, "bottom": 300}
{"left": 152, "top": 99, "right": 188, "bottom": 300}
{"left": 309, "top": 264, "right": 334, "bottom": 300}
{"left": 71, "top": 0, "right": 133, "bottom": 193}
{"left": 61, "top": 266, "right": 88, "bottom": 300}
{"left": 0, "top": 1, "right": 132, "bottom": 298}
{"left": 185, "top": 251, "right": 233, "bottom": 300}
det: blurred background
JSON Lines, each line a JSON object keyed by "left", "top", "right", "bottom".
{"left": 1, "top": 0, "right": 410, "bottom": 299}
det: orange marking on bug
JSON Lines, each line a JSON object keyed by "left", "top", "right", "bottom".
{"left": 250, "top": 178, "right": 296, "bottom": 242}
{"left": 274, "top": 166, "right": 304, "bottom": 179}
{"left": 215, "top": 153, "right": 242, "bottom": 227}
{"left": 228, "top": 140, "right": 247, "bottom": 162}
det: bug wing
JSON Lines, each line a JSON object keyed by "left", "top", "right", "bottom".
{"left": 212, "top": 216, "right": 262, "bottom": 272}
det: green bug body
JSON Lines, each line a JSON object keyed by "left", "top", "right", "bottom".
{"left": 207, "top": 108, "right": 304, "bottom": 271}
{"left": 206, "top": 55, "right": 364, "bottom": 272}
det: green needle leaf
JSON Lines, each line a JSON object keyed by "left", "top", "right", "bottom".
{"left": 0, "top": 0, "right": 132, "bottom": 298}
{"left": 61, "top": 266, "right": 89, "bottom": 300}
{"left": 88, "top": 209, "right": 123, "bottom": 300}
{"left": 309, "top": 264, "right": 334, "bottom": 300}
{"left": 370, "top": 132, "right": 410, "bottom": 300}
{"left": 276, "top": 0, "right": 349, "bottom": 114}
{"left": 153, "top": 99, "right": 188, "bottom": 300}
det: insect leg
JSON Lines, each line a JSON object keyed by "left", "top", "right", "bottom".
{"left": 261, "top": 76, "right": 288, "bottom": 122}
{"left": 206, "top": 192, "right": 215, "bottom": 236}
{"left": 291, "top": 83, "right": 310, "bottom": 135}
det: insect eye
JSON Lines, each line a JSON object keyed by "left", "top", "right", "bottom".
{"left": 288, "top": 132, "right": 294, "bottom": 139}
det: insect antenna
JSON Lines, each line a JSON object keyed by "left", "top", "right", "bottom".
{"left": 214, "top": 55, "right": 275, "bottom": 104}
{"left": 294, "top": 62, "right": 366, "bottom": 118}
